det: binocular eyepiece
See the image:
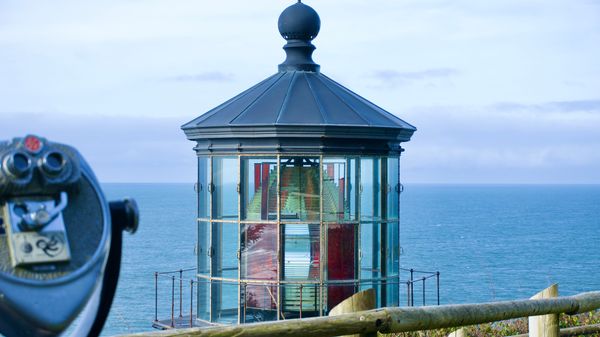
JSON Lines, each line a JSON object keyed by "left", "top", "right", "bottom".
{"left": 0, "top": 135, "right": 139, "bottom": 337}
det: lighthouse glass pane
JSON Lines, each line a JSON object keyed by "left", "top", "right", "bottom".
{"left": 211, "top": 222, "right": 239, "bottom": 280}
{"left": 360, "top": 158, "right": 381, "bottom": 221}
{"left": 386, "top": 157, "right": 400, "bottom": 220}
{"left": 241, "top": 283, "right": 278, "bottom": 323}
{"left": 197, "top": 221, "right": 210, "bottom": 322}
{"left": 386, "top": 275, "right": 400, "bottom": 307}
{"left": 198, "top": 221, "right": 210, "bottom": 274}
{"left": 241, "top": 158, "right": 277, "bottom": 221}
{"left": 197, "top": 277, "right": 210, "bottom": 321}
{"left": 327, "top": 223, "right": 357, "bottom": 310}
{"left": 386, "top": 222, "right": 400, "bottom": 277}
{"left": 280, "top": 157, "right": 320, "bottom": 222}
{"left": 198, "top": 157, "right": 210, "bottom": 219}
{"left": 212, "top": 157, "right": 238, "bottom": 220}
{"left": 360, "top": 222, "right": 381, "bottom": 305}
{"left": 241, "top": 223, "right": 278, "bottom": 280}
{"left": 282, "top": 223, "right": 321, "bottom": 317}
{"left": 323, "top": 158, "right": 358, "bottom": 222}
{"left": 211, "top": 280, "right": 238, "bottom": 324}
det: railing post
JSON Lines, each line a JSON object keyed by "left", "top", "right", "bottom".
{"left": 422, "top": 277, "right": 426, "bottom": 306}
{"left": 154, "top": 272, "right": 158, "bottom": 322}
{"left": 190, "top": 279, "right": 194, "bottom": 328}
{"left": 243, "top": 283, "right": 247, "bottom": 324}
{"left": 179, "top": 270, "right": 183, "bottom": 318}
{"left": 410, "top": 269, "right": 414, "bottom": 306}
{"left": 299, "top": 284, "right": 303, "bottom": 319}
{"left": 171, "top": 275, "right": 175, "bottom": 328}
{"left": 406, "top": 281, "right": 411, "bottom": 306}
{"left": 436, "top": 271, "right": 440, "bottom": 305}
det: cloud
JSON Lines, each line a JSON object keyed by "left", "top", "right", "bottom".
{"left": 370, "top": 68, "right": 460, "bottom": 88}
{"left": 492, "top": 100, "right": 600, "bottom": 113}
{"left": 399, "top": 99, "right": 600, "bottom": 183}
{"left": 163, "top": 72, "right": 234, "bottom": 82}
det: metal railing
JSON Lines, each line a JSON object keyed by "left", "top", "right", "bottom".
{"left": 152, "top": 267, "right": 440, "bottom": 329}
{"left": 153, "top": 268, "right": 196, "bottom": 328}
{"left": 401, "top": 267, "right": 440, "bottom": 306}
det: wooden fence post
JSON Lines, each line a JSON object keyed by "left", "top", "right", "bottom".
{"left": 329, "top": 288, "right": 376, "bottom": 337}
{"left": 529, "top": 284, "right": 559, "bottom": 337}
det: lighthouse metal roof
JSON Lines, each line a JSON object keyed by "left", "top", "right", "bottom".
{"left": 182, "top": 1, "right": 416, "bottom": 155}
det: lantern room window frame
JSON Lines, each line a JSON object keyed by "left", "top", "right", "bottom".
{"left": 196, "top": 152, "right": 401, "bottom": 324}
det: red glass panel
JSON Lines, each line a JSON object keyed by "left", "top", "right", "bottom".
{"left": 327, "top": 223, "right": 355, "bottom": 308}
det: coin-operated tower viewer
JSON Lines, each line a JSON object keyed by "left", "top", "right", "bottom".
{"left": 0, "top": 135, "right": 139, "bottom": 337}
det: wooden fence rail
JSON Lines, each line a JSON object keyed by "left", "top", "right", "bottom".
{"left": 119, "top": 291, "right": 600, "bottom": 337}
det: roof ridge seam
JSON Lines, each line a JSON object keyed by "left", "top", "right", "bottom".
{"left": 304, "top": 73, "right": 328, "bottom": 124}
{"left": 316, "top": 74, "right": 371, "bottom": 126}
{"left": 229, "top": 72, "right": 287, "bottom": 125}
{"left": 275, "top": 71, "right": 297, "bottom": 124}
{"left": 321, "top": 73, "right": 416, "bottom": 129}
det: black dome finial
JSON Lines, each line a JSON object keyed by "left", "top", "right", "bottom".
{"left": 278, "top": 1, "right": 321, "bottom": 73}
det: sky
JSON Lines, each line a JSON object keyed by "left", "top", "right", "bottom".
{"left": 1, "top": 0, "right": 599, "bottom": 183}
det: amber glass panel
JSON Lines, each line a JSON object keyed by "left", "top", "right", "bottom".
{"left": 212, "top": 157, "right": 238, "bottom": 220}
{"left": 241, "top": 158, "right": 277, "bottom": 221}
{"left": 323, "top": 158, "right": 358, "bottom": 222}
{"left": 280, "top": 157, "right": 320, "bottom": 221}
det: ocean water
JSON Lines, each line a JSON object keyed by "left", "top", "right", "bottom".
{"left": 100, "top": 183, "right": 600, "bottom": 336}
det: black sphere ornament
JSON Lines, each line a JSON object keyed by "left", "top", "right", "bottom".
{"left": 278, "top": 1, "right": 321, "bottom": 41}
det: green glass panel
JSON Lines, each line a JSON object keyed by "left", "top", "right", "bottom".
{"left": 323, "top": 158, "right": 358, "bottom": 222}
{"left": 241, "top": 158, "right": 277, "bottom": 221}
{"left": 280, "top": 157, "right": 320, "bottom": 221}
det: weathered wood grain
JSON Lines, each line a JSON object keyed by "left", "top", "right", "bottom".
{"left": 529, "top": 284, "right": 559, "bottom": 337}
{"left": 328, "top": 289, "right": 376, "bottom": 337}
